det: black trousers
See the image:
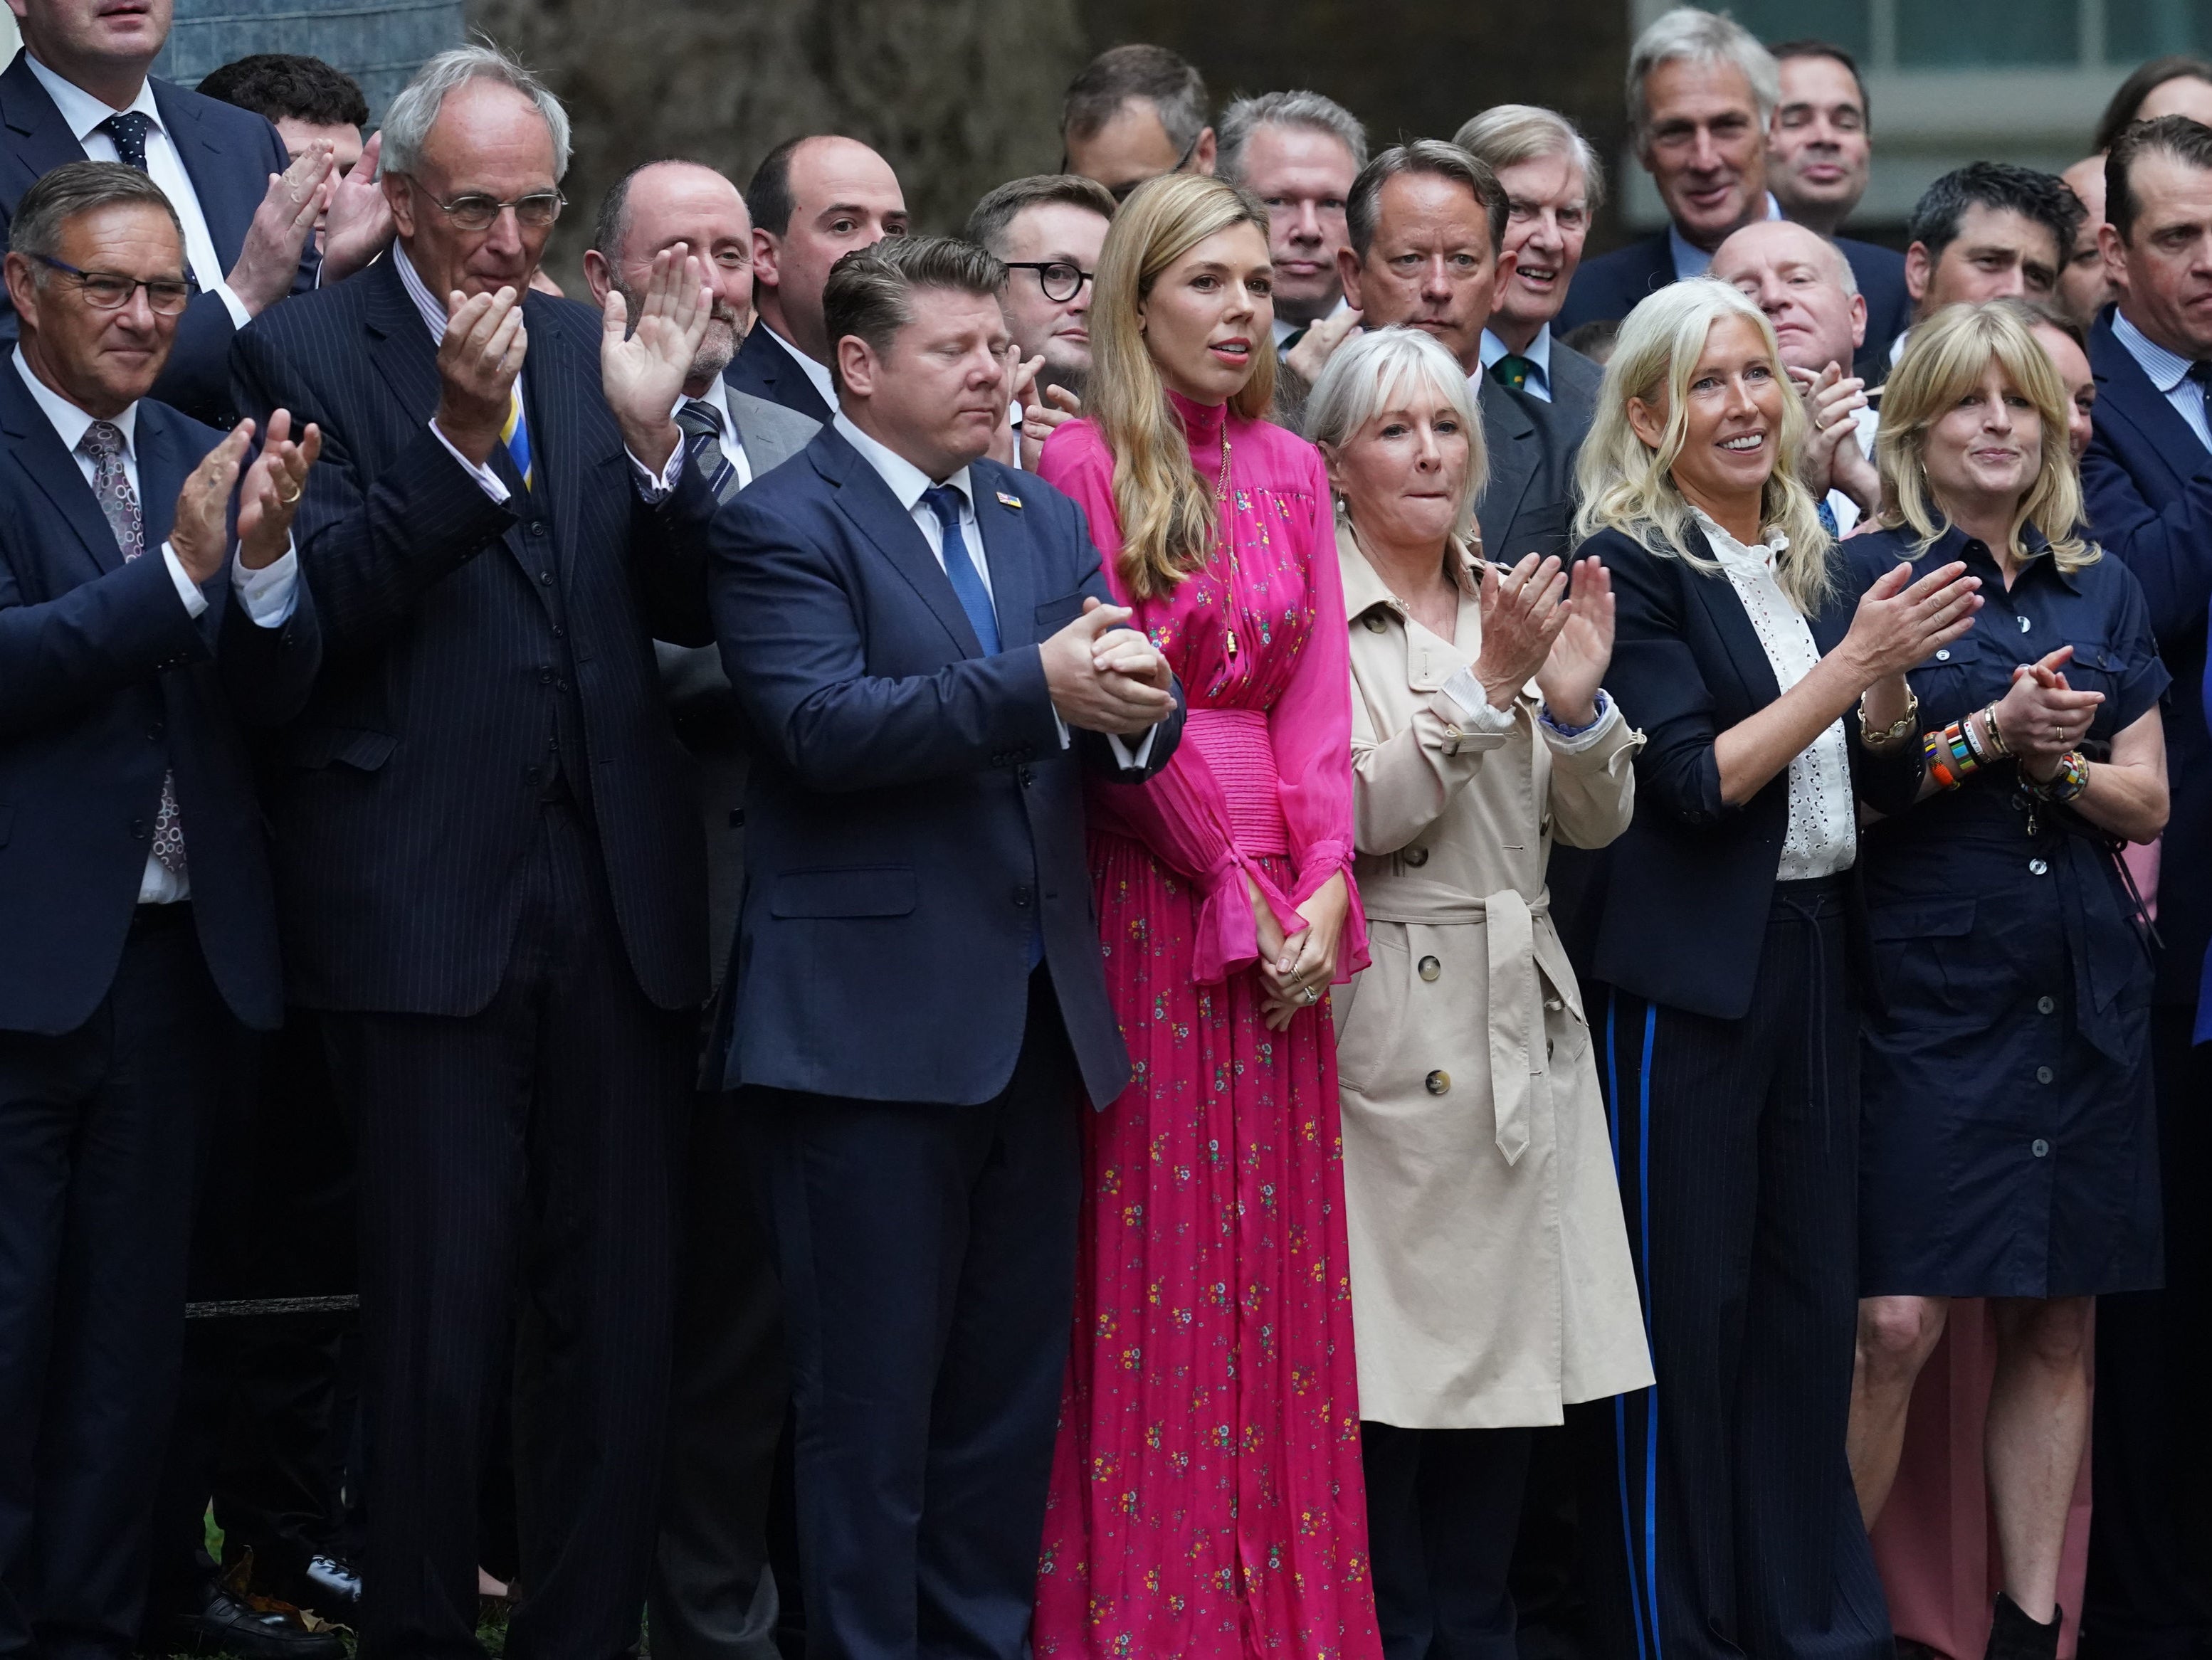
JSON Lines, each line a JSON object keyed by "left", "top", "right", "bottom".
{"left": 145, "top": 1010, "right": 358, "bottom": 1617}
{"left": 2082, "top": 1003, "right": 2212, "bottom": 1659}
{"left": 325, "top": 803, "right": 692, "bottom": 1660}
{"left": 0, "top": 907, "right": 233, "bottom": 1660}
{"left": 1362, "top": 1422, "right": 1534, "bottom": 1660}
{"left": 746, "top": 969, "right": 1081, "bottom": 1660}
{"left": 1582, "top": 882, "right": 1890, "bottom": 1660}
{"left": 646, "top": 1087, "right": 789, "bottom": 1660}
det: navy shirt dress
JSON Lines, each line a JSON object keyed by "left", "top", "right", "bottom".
{"left": 1850, "top": 524, "right": 2169, "bottom": 1299}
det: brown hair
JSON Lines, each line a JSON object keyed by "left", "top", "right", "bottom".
{"left": 821, "top": 236, "right": 1006, "bottom": 393}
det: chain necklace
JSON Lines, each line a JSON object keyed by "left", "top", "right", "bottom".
{"left": 1213, "top": 413, "right": 1239, "bottom": 660}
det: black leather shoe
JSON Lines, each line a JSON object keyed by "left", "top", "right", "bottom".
{"left": 166, "top": 1586, "right": 347, "bottom": 1659}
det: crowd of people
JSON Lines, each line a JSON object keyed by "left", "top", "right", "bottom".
{"left": 4, "top": 2, "right": 2211, "bottom": 1659}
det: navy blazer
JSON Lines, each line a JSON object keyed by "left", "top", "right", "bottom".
{"left": 231, "top": 254, "right": 720, "bottom": 1017}
{"left": 0, "top": 364, "right": 318, "bottom": 1034}
{"left": 1582, "top": 524, "right": 1922, "bottom": 1020}
{"left": 0, "top": 51, "right": 314, "bottom": 426}
{"left": 724, "top": 321, "right": 834, "bottom": 426}
{"left": 712, "top": 425, "right": 1186, "bottom": 1108}
{"left": 2082, "top": 306, "right": 2212, "bottom": 1006}
{"left": 1557, "top": 227, "right": 1912, "bottom": 354}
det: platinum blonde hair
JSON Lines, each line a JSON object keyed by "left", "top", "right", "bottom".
{"left": 381, "top": 43, "right": 572, "bottom": 182}
{"left": 1628, "top": 8, "right": 1781, "bottom": 144}
{"left": 1306, "top": 325, "right": 1490, "bottom": 541}
{"left": 1875, "top": 300, "right": 2097, "bottom": 571}
{"left": 1574, "top": 277, "right": 1835, "bottom": 613}
{"left": 1453, "top": 104, "right": 1607, "bottom": 213}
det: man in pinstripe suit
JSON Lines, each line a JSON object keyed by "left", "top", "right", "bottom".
{"left": 228, "top": 46, "right": 722, "bottom": 1659}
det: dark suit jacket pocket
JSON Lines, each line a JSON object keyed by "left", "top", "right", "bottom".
{"left": 284, "top": 727, "right": 399, "bottom": 771}
{"left": 1035, "top": 591, "right": 1090, "bottom": 631}
{"left": 769, "top": 865, "right": 917, "bottom": 919}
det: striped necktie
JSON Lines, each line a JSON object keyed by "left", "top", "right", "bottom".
{"left": 676, "top": 398, "right": 742, "bottom": 504}
{"left": 501, "top": 385, "right": 533, "bottom": 490}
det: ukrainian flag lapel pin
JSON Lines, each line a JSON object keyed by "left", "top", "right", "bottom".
{"left": 996, "top": 490, "right": 1023, "bottom": 509}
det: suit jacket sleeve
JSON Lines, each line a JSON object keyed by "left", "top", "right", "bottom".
{"left": 231, "top": 318, "right": 517, "bottom": 665}
{"left": 2082, "top": 428, "right": 2212, "bottom": 641}
{"left": 216, "top": 556, "right": 322, "bottom": 726}
{"left": 626, "top": 447, "right": 717, "bottom": 647}
{"left": 0, "top": 542, "right": 210, "bottom": 736}
{"left": 712, "top": 490, "right": 1065, "bottom": 792}
{"left": 1595, "top": 531, "right": 1732, "bottom": 826}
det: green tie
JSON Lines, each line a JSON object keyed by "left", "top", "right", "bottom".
{"left": 1490, "top": 354, "right": 1534, "bottom": 393}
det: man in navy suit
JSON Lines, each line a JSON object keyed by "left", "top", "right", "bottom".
{"left": 0, "top": 159, "right": 319, "bottom": 1660}
{"left": 0, "top": 0, "right": 389, "bottom": 424}
{"left": 1554, "top": 9, "right": 1908, "bottom": 351}
{"left": 712, "top": 234, "right": 1184, "bottom": 1660}
{"left": 230, "top": 44, "right": 725, "bottom": 1659}
{"left": 2075, "top": 112, "right": 2212, "bottom": 1660}
{"left": 727, "top": 133, "right": 907, "bottom": 425}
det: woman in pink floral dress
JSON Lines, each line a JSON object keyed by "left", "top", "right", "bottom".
{"left": 1031, "top": 173, "right": 1381, "bottom": 1659}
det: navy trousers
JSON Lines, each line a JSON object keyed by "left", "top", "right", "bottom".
{"left": 745, "top": 969, "right": 1081, "bottom": 1660}
{"left": 1583, "top": 881, "right": 1891, "bottom": 1660}
{"left": 0, "top": 907, "right": 233, "bottom": 1660}
{"left": 1362, "top": 1422, "right": 1533, "bottom": 1660}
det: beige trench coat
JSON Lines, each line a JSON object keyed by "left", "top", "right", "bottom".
{"left": 1334, "top": 522, "right": 1655, "bottom": 1429}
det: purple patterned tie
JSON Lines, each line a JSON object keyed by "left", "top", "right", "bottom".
{"left": 81, "top": 420, "right": 185, "bottom": 877}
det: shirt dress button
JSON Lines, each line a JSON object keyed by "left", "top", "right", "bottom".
{"left": 1935, "top": 649, "right": 1951, "bottom": 661}
{"left": 2019, "top": 615, "right": 2032, "bottom": 633}
{"left": 2037, "top": 995, "right": 2056, "bottom": 1015}
{"left": 1418, "top": 956, "right": 1441, "bottom": 982}
{"left": 2028, "top": 858, "right": 2048, "bottom": 876}
{"left": 2032, "top": 1138, "right": 2050, "bottom": 1158}
{"left": 1425, "top": 1070, "right": 1450, "bottom": 1095}
{"left": 2036, "top": 1065, "right": 2055, "bottom": 1084}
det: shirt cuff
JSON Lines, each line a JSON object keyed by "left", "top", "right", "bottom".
{"left": 159, "top": 540, "right": 211, "bottom": 618}
{"left": 1438, "top": 666, "right": 1518, "bottom": 732}
{"left": 631, "top": 439, "right": 684, "bottom": 502}
{"left": 429, "top": 419, "right": 510, "bottom": 503}
{"left": 211, "top": 278, "right": 253, "bottom": 329}
{"left": 231, "top": 540, "right": 300, "bottom": 627}
{"left": 1106, "top": 724, "right": 1159, "bottom": 771}
{"left": 1539, "top": 690, "right": 1616, "bottom": 753}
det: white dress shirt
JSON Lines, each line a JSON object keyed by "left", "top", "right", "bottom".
{"left": 832, "top": 411, "right": 1156, "bottom": 768}
{"left": 1694, "top": 511, "right": 1857, "bottom": 881}
{"left": 678, "top": 374, "right": 752, "bottom": 489}
{"left": 765, "top": 324, "right": 838, "bottom": 411}
{"left": 393, "top": 242, "right": 681, "bottom": 498}
{"left": 2112, "top": 307, "right": 2212, "bottom": 455}
{"left": 1669, "top": 192, "right": 1785, "bottom": 284}
{"left": 13, "top": 349, "right": 299, "bottom": 902}
{"left": 23, "top": 53, "right": 251, "bottom": 328}
{"left": 1478, "top": 324, "right": 1557, "bottom": 403}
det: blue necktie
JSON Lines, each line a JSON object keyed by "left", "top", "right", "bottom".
{"left": 1816, "top": 497, "right": 1840, "bottom": 539}
{"left": 921, "top": 484, "right": 999, "bottom": 654}
{"left": 101, "top": 112, "right": 153, "bottom": 173}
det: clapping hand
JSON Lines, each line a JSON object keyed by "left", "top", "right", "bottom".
{"left": 237, "top": 409, "right": 322, "bottom": 571}
{"left": 1790, "top": 363, "right": 1879, "bottom": 515}
{"left": 229, "top": 142, "right": 337, "bottom": 314}
{"left": 1020, "top": 385, "right": 1081, "bottom": 472}
{"left": 317, "top": 129, "right": 394, "bottom": 284}
{"left": 1840, "top": 559, "right": 1981, "bottom": 683}
{"left": 601, "top": 243, "right": 712, "bottom": 474}
{"left": 433, "top": 286, "right": 527, "bottom": 466}
{"left": 1994, "top": 646, "right": 2104, "bottom": 779}
{"left": 1534, "top": 556, "right": 1614, "bottom": 726}
{"left": 169, "top": 422, "right": 257, "bottom": 583}
{"left": 1470, "top": 552, "right": 1569, "bottom": 710}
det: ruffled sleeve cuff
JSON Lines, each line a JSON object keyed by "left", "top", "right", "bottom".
{"left": 1281, "top": 837, "right": 1369, "bottom": 981}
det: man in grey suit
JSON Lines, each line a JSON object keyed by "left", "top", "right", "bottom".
{"left": 584, "top": 159, "right": 815, "bottom": 1660}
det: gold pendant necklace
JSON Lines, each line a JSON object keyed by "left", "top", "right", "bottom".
{"left": 1216, "top": 416, "right": 1238, "bottom": 660}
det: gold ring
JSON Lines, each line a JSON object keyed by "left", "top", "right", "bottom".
{"left": 277, "top": 485, "right": 302, "bottom": 506}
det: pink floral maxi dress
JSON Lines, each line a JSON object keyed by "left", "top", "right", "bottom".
{"left": 1031, "top": 393, "right": 1383, "bottom": 1659}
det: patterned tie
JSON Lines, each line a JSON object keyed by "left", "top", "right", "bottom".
{"left": 676, "top": 398, "right": 742, "bottom": 505}
{"left": 1816, "top": 497, "right": 1840, "bottom": 539}
{"left": 1490, "top": 354, "right": 1534, "bottom": 393}
{"left": 101, "top": 111, "right": 154, "bottom": 174}
{"left": 501, "top": 385, "right": 533, "bottom": 490}
{"left": 920, "top": 484, "right": 999, "bottom": 654}
{"left": 82, "top": 420, "right": 185, "bottom": 877}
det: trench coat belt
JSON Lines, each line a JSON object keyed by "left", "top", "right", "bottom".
{"left": 1365, "top": 886, "right": 1547, "bottom": 1167}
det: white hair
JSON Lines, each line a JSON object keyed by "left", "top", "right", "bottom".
{"left": 1305, "top": 325, "right": 1490, "bottom": 538}
{"left": 1216, "top": 90, "right": 1370, "bottom": 181}
{"left": 1453, "top": 104, "right": 1607, "bottom": 212}
{"left": 1627, "top": 8, "right": 1781, "bottom": 142}
{"left": 381, "top": 43, "right": 572, "bottom": 182}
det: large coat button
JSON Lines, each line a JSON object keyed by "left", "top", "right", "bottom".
{"left": 1403, "top": 846, "right": 1429, "bottom": 867}
{"left": 1425, "top": 1069, "right": 1450, "bottom": 1095}
{"left": 1418, "top": 956, "right": 1441, "bottom": 981}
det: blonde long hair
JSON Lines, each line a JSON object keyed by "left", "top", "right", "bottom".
{"left": 1875, "top": 300, "right": 2097, "bottom": 571}
{"left": 1574, "top": 277, "right": 1835, "bottom": 613}
{"left": 1089, "top": 172, "right": 1278, "bottom": 598}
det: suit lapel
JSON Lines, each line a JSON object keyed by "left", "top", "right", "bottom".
{"left": 2091, "top": 314, "right": 2211, "bottom": 487}
{"left": 817, "top": 430, "right": 983, "bottom": 657}
{"left": 134, "top": 402, "right": 189, "bottom": 551}
{"left": 520, "top": 294, "right": 587, "bottom": 581}
{"left": 971, "top": 469, "right": 1036, "bottom": 646}
{"left": 1476, "top": 376, "right": 1539, "bottom": 554}
{"left": 362, "top": 260, "right": 444, "bottom": 438}
{"left": 0, "top": 52, "right": 93, "bottom": 194}
{"left": 149, "top": 78, "right": 246, "bottom": 257}
{"left": 1681, "top": 524, "right": 1781, "bottom": 709}
{"left": 0, "top": 366, "right": 127, "bottom": 576}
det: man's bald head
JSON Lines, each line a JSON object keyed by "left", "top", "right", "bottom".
{"left": 745, "top": 134, "right": 909, "bottom": 361}
{"left": 1710, "top": 217, "right": 1864, "bottom": 372}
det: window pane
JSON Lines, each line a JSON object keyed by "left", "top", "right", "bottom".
{"left": 2107, "top": 0, "right": 2212, "bottom": 58}
{"left": 1899, "top": 0, "right": 2077, "bottom": 63}
{"left": 1732, "top": 0, "right": 1872, "bottom": 59}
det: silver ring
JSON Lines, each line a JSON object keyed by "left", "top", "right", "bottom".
{"left": 1301, "top": 985, "right": 1320, "bottom": 1005}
